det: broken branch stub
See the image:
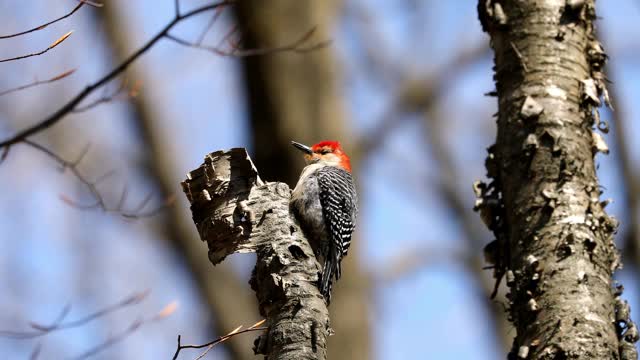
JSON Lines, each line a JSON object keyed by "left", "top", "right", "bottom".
{"left": 182, "top": 148, "right": 266, "bottom": 263}
{"left": 181, "top": 148, "right": 330, "bottom": 359}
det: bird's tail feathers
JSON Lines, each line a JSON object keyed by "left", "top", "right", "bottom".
{"left": 320, "top": 259, "right": 334, "bottom": 304}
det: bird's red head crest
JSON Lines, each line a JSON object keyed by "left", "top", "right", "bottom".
{"left": 311, "top": 141, "right": 342, "bottom": 153}
{"left": 292, "top": 140, "right": 352, "bottom": 172}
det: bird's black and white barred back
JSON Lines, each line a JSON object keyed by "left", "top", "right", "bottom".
{"left": 316, "top": 166, "right": 358, "bottom": 303}
{"left": 290, "top": 140, "right": 358, "bottom": 304}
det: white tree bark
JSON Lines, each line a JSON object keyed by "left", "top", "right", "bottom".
{"left": 182, "top": 148, "right": 329, "bottom": 359}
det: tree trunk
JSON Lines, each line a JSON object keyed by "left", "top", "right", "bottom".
{"left": 234, "top": 2, "right": 371, "bottom": 359}
{"left": 182, "top": 148, "right": 329, "bottom": 359}
{"left": 477, "top": 0, "right": 638, "bottom": 358}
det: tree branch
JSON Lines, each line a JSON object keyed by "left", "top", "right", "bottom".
{"left": 0, "top": 69, "right": 75, "bottom": 97}
{"left": 181, "top": 148, "right": 329, "bottom": 359}
{"left": 0, "top": 31, "right": 73, "bottom": 63}
{"left": 95, "top": 3, "right": 262, "bottom": 357}
{"left": 172, "top": 320, "right": 267, "bottom": 360}
{"left": 0, "top": 1, "right": 234, "bottom": 149}
{"left": 9, "top": 139, "right": 171, "bottom": 217}
{"left": 354, "top": 42, "right": 489, "bottom": 157}
{"left": 0, "top": 290, "right": 149, "bottom": 339}
{"left": 174, "top": 0, "right": 180, "bottom": 17}
{"left": 68, "top": 301, "right": 177, "bottom": 360}
{"left": 0, "top": 2, "right": 85, "bottom": 39}
{"left": 165, "top": 27, "right": 329, "bottom": 57}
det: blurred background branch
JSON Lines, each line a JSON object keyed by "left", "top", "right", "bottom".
{"left": 0, "top": 68, "right": 75, "bottom": 97}
{"left": 95, "top": 4, "right": 260, "bottom": 359}
{"left": 0, "top": 1, "right": 234, "bottom": 149}
{"left": 234, "top": 1, "right": 370, "bottom": 358}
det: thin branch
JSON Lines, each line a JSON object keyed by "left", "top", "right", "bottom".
{"left": 165, "top": 26, "right": 330, "bottom": 57}
{"left": 0, "top": 69, "right": 75, "bottom": 97}
{"left": 354, "top": 42, "right": 489, "bottom": 156}
{"left": 77, "top": 0, "right": 104, "bottom": 7}
{"left": 0, "top": 1, "right": 234, "bottom": 149}
{"left": 69, "top": 301, "right": 177, "bottom": 360}
{"left": 71, "top": 78, "right": 139, "bottom": 113}
{"left": 374, "top": 245, "right": 472, "bottom": 283}
{"left": 195, "top": 7, "right": 226, "bottom": 45}
{"left": 0, "top": 146, "right": 9, "bottom": 162}
{"left": 347, "top": 32, "right": 505, "bottom": 347}
{"left": 29, "top": 343, "right": 42, "bottom": 360}
{"left": 0, "top": 290, "right": 149, "bottom": 339}
{"left": 0, "top": 3, "right": 83, "bottom": 39}
{"left": 174, "top": 0, "right": 180, "bottom": 17}
{"left": 15, "top": 140, "right": 173, "bottom": 217}
{"left": 21, "top": 139, "right": 104, "bottom": 209}
{"left": 172, "top": 320, "right": 267, "bottom": 360}
{"left": 0, "top": 31, "right": 73, "bottom": 63}
{"left": 99, "top": 4, "right": 264, "bottom": 357}
{"left": 216, "top": 25, "right": 239, "bottom": 49}
{"left": 120, "top": 194, "right": 176, "bottom": 219}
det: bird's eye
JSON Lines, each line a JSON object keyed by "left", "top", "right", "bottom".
{"left": 320, "top": 149, "right": 330, "bottom": 155}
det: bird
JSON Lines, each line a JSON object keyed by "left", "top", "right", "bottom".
{"left": 290, "top": 140, "right": 358, "bottom": 304}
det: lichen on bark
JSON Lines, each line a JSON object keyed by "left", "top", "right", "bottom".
{"left": 182, "top": 148, "right": 329, "bottom": 359}
{"left": 475, "top": 1, "right": 638, "bottom": 358}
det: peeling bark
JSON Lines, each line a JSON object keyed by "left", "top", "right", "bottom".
{"left": 476, "top": 1, "right": 638, "bottom": 358}
{"left": 182, "top": 148, "right": 329, "bottom": 360}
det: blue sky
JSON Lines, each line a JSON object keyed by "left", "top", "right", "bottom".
{"left": 0, "top": 1, "right": 638, "bottom": 359}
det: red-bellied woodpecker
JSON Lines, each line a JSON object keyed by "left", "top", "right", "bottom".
{"left": 290, "top": 140, "right": 358, "bottom": 304}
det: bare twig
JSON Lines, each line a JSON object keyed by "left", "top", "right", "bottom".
{"left": 99, "top": 4, "right": 263, "bottom": 356}
{"left": 0, "top": 3, "right": 83, "bottom": 39}
{"left": 69, "top": 301, "right": 177, "bottom": 360}
{"left": 77, "top": 0, "right": 104, "bottom": 7}
{"left": 0, "top": 1, "right": 234, "bottom": 149}
{"left": 29, "top": 343, "right": 42, "bottom": 360}
{"left": 354, "top": 42, "right": 489, "bottom": 156}
{"left": 165, "top": 26, "right": 329, "bottom": 57}
{"left": 21, "top": 139, "right": 106, "bottom": 208}
{"left": 71, "top": 78, "right": 139, "bottom": 113}
{"left": 17, "top": 140, "right": 173, "bottom": 217}
{"left": 216, "top": 25, "right": 239, "bottom": 49}
{"left": 0, "top": 0, "right": 326, "bottom": 151}
{"left": 174, "top": 0, "right": 181, "bottom": 16}
{"left": 0, "top": 290, "right": 149, "bottom": 339}
{"left": 347, "top": 30, "right": 504, "bottom": 346}
{"left": 121, "top": 194, "right": 176, "bottom": 219}
{"left": 0, "top": 31, "right": 73, "bottom": 63}
{"left": 0, "top": 146, "right": 9, "bottom": 163}
{"left": 195, "top": 7, "right": 226, "bottom": 45}
{"left": 0, "top": 69, "right": 76, "bottom": 97}
{"left": 374, "top": 245, "right": 471, "bottom": 283}
{"left": 172, "top": 320, "right": 267, "bottom": 360}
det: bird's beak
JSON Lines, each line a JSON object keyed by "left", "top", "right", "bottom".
{"left": 291, "top": 141, "right": 313, "bottom": 154}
